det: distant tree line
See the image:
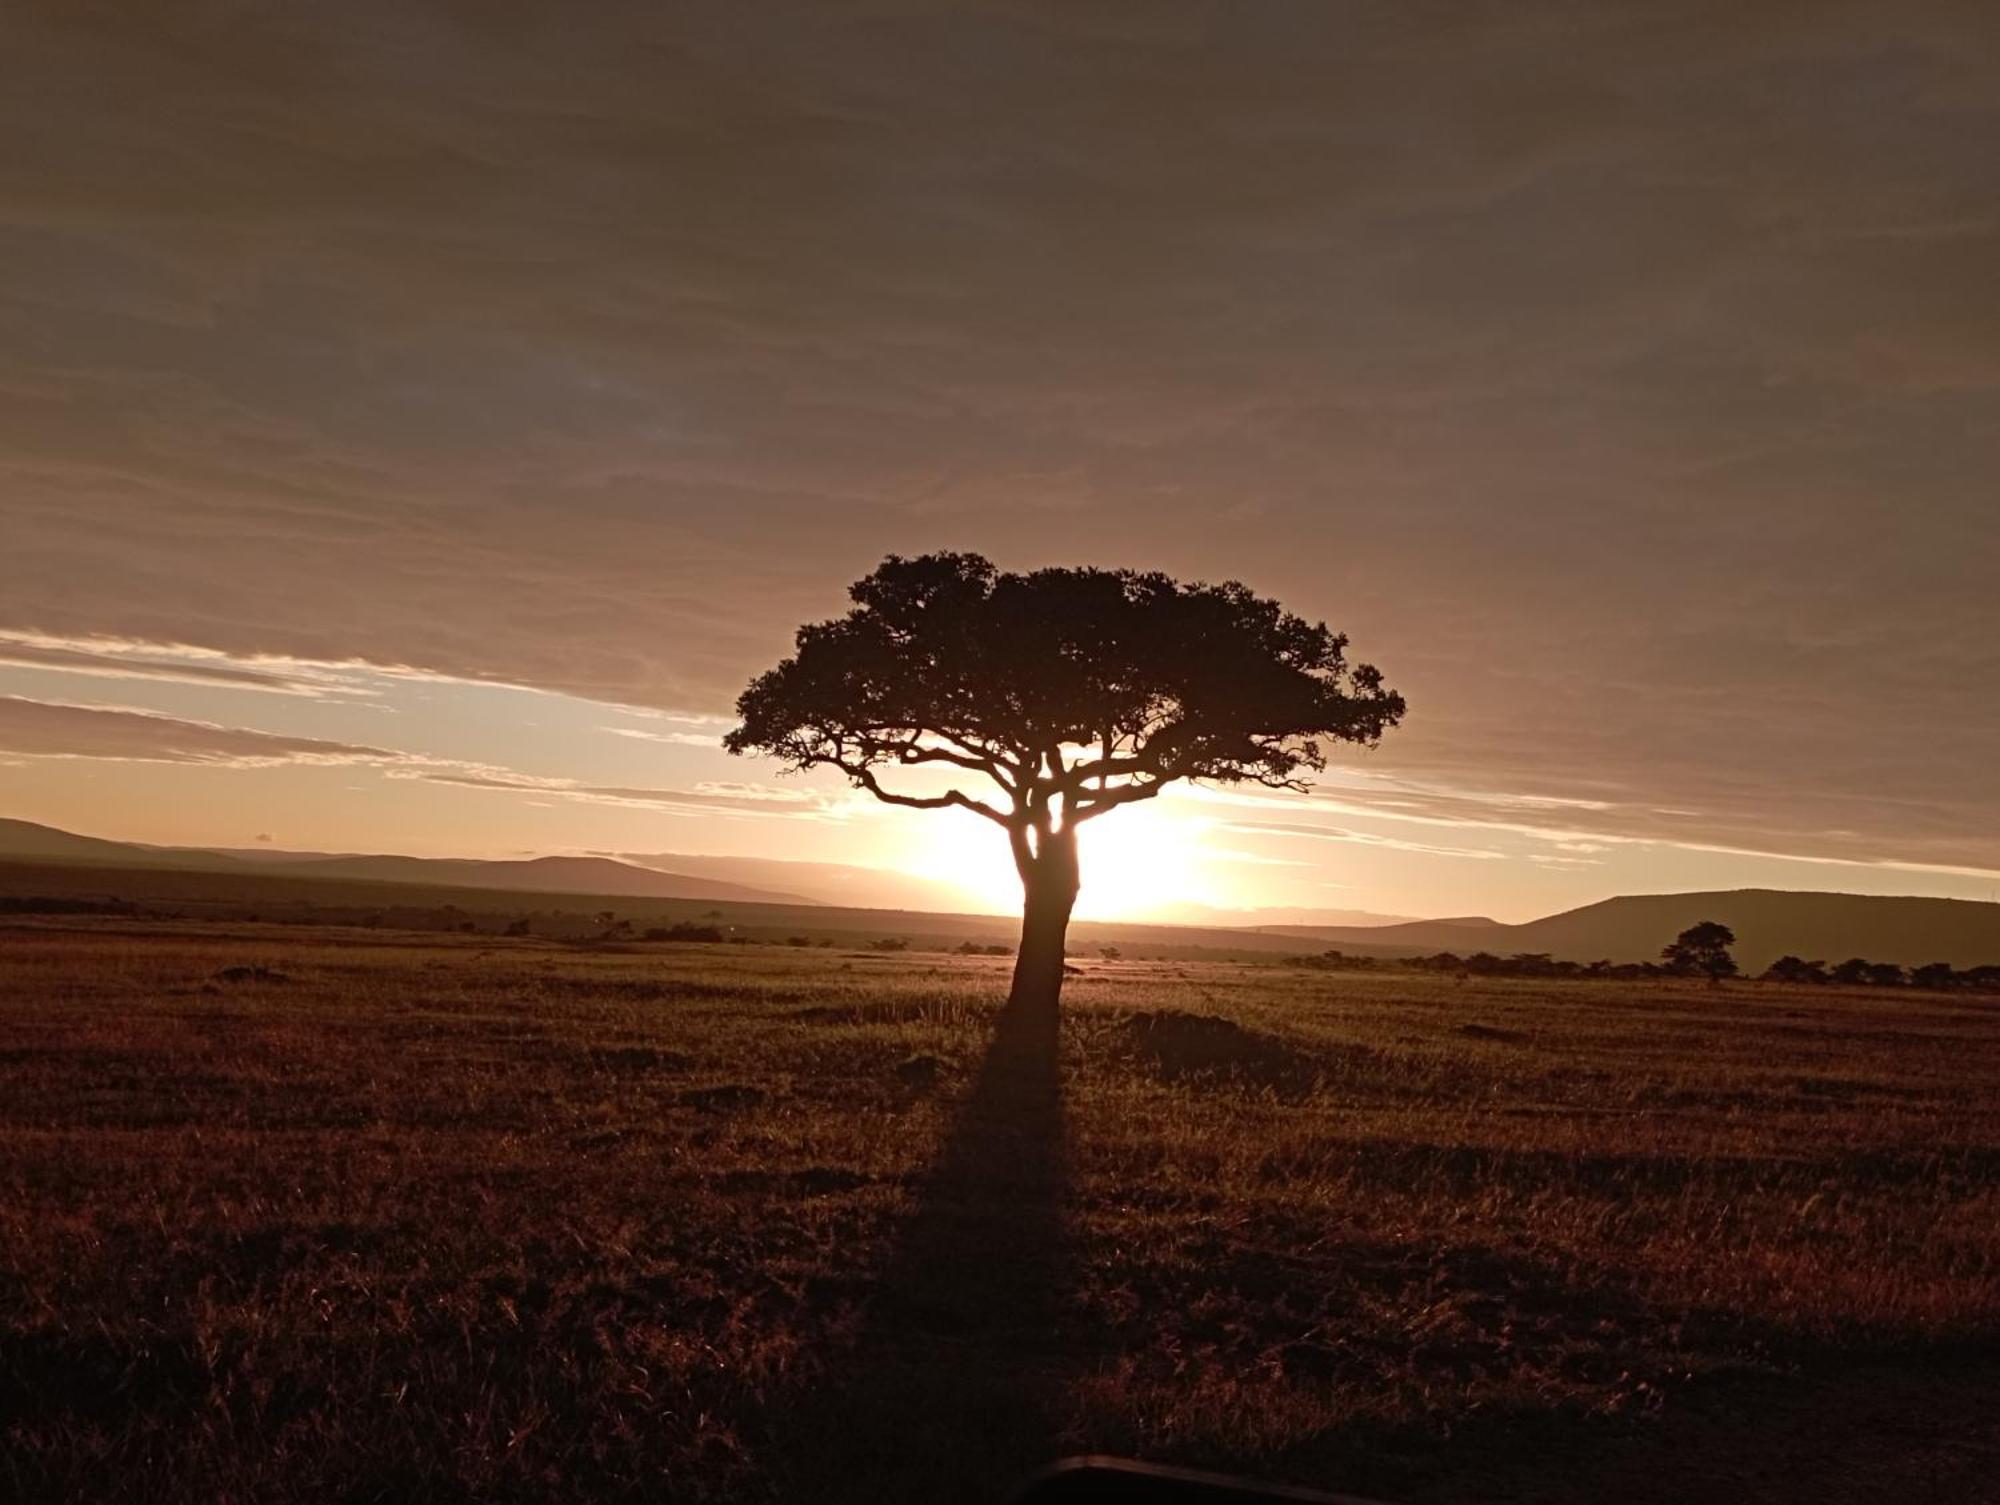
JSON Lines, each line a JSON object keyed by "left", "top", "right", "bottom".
{"left": 1760, "top": 955, "right": 2000, "bottom": 990}
{"left": 1286, "top": 918, "right": 2000, "bottom": 992}
{"left": 1288, "top": 949, "right": 1669, "bottom": 979}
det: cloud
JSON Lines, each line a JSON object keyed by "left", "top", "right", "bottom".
{"left": 0, "top": 631, "right": 369, "bottom": 697}
{"left": 602, "top": 726, "right": 719, "bottom": 747}
{"left": 0, "top": 691, "right": 843, "bottom": 826}
{"left": 0, "top": 4, "right": 1993, "bottom": 881}
{"left": 399, "top": 765, "right": 840, "bottom": 818}
{"left": 0, "top": 695, "right": 399, "bottom": 767}
{"left": 1219, "top": 818, "right": 1508, "bottom": 862}
{"left": 1201, "top": 848, "right": 1312, "bottom": 868}
{"left": 1187, "top": 769, "right": 2000, "bottom": 887}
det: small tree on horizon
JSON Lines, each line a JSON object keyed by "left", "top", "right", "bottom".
{"left": 1762, "top": 954, "right": 1828, "bottom": 985}
{"left": 1662, "top": 920, "right": 1738, "bottom": 983}
{"left": 725, "top": 552, "right": 1404, "bottom": 1014}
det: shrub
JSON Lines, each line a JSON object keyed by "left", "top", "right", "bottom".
{"left": 644, "top": 922, "right": 727, "bottom": 943}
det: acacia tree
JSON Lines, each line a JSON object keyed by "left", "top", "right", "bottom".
{"left": 1661, "top": 920, "right": 1738, "bottom": 983}
{"left": 725, "top": 553, "right": 1405, "bottom": 1013}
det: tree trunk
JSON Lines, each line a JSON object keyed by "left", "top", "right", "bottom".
{"left": 1008, "top": 828, "right": 1079, "bottom": 1015}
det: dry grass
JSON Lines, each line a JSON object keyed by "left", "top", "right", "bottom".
{"left": 2, "top": 918, "right": 1996, "bottom": 1503}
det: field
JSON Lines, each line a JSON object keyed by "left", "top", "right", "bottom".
{"left": 0, "top": 856, "right": 1336, "bottom": 962}
{"left": 3, "top": 920, "right": 1998, "bottom": 1504}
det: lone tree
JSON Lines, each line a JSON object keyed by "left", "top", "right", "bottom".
{"left": 1662, "top": 920, "right": 1738, "bottom": 983}
{"left": 725, "top": 553, "right": 1404, "bottom": 1013}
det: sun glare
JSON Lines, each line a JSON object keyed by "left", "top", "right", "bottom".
{"left": 905, "top": 803, "right": 1221, "bottom": 921}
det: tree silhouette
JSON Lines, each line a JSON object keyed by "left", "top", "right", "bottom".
{"left": 1761, "top": 954, "right": 1828, "bottom": 985}
{"left": 726, "top": 553, "right": 1404, "bottom": 1012}
{"left": 1661, "top": 920, "right": 1738, "bottom": 982}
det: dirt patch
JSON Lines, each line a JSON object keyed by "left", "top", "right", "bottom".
{"left": 579, "top": 1046, "right": 694, "bottom": 1073}
{"left": 893, "top": 1054, "right": 944, "bottom": 1090}
{"left": 211, "top": 965, "right": 289, "bottom": 984}
{"left": 1458, "top": 1022, "right": 1530, "bottom": 1044}
{"left": 1116, "top": 1010, "right": 1315, "bottom": 1094}
{"left": 679, "top": 1083, "right": 768, "bottom": 1113}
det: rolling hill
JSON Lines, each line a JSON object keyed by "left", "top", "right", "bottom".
{"left": 1265, "top": 888, "right": 2000, "bottom": 971}
{"left": 9, "top": 817, "right": 2000, "bottom": 969}
{"left": 0, "top": 817, "right": 173, "bottom": 867}
{"left": 262, "top": 854, "right": 814, "bottom": 905}
{"left": 608, "top": 850, "right": 988, "bottom": 912}
{"left": 0, "top": 818, "right": 810, "bottom": 906}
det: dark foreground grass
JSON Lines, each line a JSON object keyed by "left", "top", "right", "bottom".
{"left": 2, "top": 919, "right": 1996, "bottom": 1503}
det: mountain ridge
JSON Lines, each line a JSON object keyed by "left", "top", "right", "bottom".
{"left": 1268, "top": 887, "right": 2000, "bottom": 970}
{"left": 0, "top": 818, "right": 810, "bottom": 907}
{"left": 6, "top": 818, "right": 2000, "bottom": 966}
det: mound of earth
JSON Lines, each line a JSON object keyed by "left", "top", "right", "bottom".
{"left": 1115, "top": 1009, "right": 1315, "bottom": 1094}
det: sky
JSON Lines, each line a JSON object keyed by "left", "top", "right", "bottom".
{"left": 1, "top": 2, "right": 1996, "bottom": 924}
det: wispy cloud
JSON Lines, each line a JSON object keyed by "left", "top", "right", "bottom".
{"left": 601, "top": 725, "right": 719, "bottom": 747}
{"left": 398, "top": 765, "right": 841, "bottom": 819}
{"left": 0, "top": 632, "right": 374, "bottom": 699}
{"left": 1189, "top": 773, "right": 2000, "bottom": 887}
{"left": 1201, "top": 847, "right": 1313, "bottom": 868}
{"left": 0, "top": 695, "right": 398, "bottom": 767}
{"left": 0, "top": 691, "right": 842, "bottom": 824}
{"left": 1219, "top": 818, "right": 1508, "bottom": 862}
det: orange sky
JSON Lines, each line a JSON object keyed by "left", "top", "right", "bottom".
{"left": 1, "top": 6, "right": 1995, "bottom": 921}
{"left": 2, "top": 638, "right": 1995, "bottom": 924}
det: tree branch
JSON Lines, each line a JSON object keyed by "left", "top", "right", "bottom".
{"left": 1057, "top": 749, "right": 1161, "bottom": 789}
{"left": 1071, "top": 777, "right": 1166, "bottom": 823}
{"left": 891, "top": 740, "right": 1008, "bottom": 778}
{"left": 846, "top": 763, "right": 1011, "bottom": 825}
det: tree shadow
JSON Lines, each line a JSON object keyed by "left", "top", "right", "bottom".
{"left": 770, "top": 996, "right": 1074, "bottom": 1504}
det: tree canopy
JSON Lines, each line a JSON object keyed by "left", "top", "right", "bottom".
{"left": 725, "top": 552, "right": 1406, "bottom": 831}
{"left": 1661, "top": 920, "right": 1738, "bottom": 981}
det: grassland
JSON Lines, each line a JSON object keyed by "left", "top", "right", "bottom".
{"left": 0, "top": 856, "right": 1331, "bottom": 961}
{"left": 3, "top": 919, "right": 1997, "bottom": 1503}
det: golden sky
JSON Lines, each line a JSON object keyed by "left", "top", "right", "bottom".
{"left": 1, "top": 5, "right": 1996, "bottom": 921}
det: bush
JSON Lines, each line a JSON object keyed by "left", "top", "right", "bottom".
{"left": 643, "top": 922, "right": 727, "bottom": 943}
{"left": 1763, "top": 956, "right": 1829, "bottom": 984}
{"left": 1287, "top": 949, "right": 1384, "bottom": 972}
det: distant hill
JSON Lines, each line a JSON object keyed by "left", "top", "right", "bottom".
{"left": 1272, "top": 889, "right": 2000, "bottom": 970}
{"left": 0, "top": 818, "right": 811, "bottom": 906}
{"left": 11, "top": 817, "right": 2000, "bottom": 968}
{"left": 1249, "top": 913, "right": 1494, "bottom": 935}
{"left": 1159, "top": 901, "right": 1426, "bottom": 928}
{"left": 0, "top": 817, "right": 227, "bottom": 868}
{"left": 609, "top": 850, "right": 991, "bottom": 913}
{"left": 267, "top": 854, "right": 814, "bottom": 905}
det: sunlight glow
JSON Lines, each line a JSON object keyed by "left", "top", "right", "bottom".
{"left": 904, "top": 803, "right": 1226, "bottom": 921}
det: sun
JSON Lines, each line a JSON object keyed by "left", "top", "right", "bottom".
{"left": 903, "top": 803, "right": 1222, "bottom": 921}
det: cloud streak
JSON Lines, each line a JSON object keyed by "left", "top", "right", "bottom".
{"left": 0, "top": 632, "right": 371, "bottom": 698}
{"left": 0, "top": 695, "right": 397, "bottom": 767}
{"left": 1219, "top": 818, "right": 1509, "bottom": 863}
{"left": 400, "top": 766, "right": 840, "bottom": 819}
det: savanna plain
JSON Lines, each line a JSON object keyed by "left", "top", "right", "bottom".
{"left": 3, "top": 920, "right": 1997, "bottom": 1504}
